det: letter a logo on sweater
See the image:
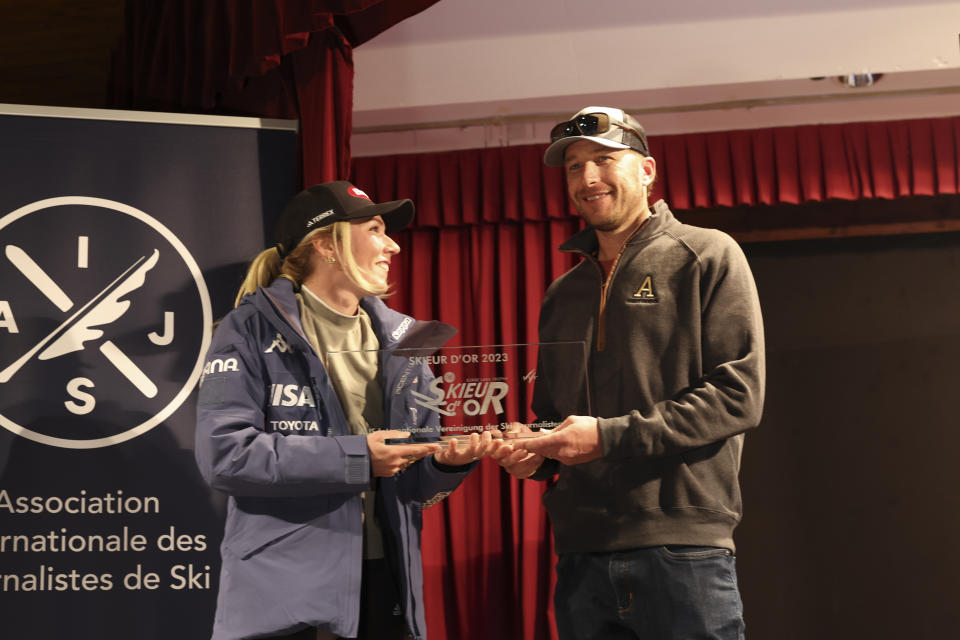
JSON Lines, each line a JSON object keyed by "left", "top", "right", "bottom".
{"left": 632, "top": 275, "right": 657, "bottom": 301}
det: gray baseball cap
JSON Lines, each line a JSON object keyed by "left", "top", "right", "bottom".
{"left": 544, "top": 106, "right": 650, "bottom": 167}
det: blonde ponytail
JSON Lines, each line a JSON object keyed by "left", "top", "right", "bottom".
{"left": 234, "top": 247, "right": 284, "bottom": 307}
{"left": 233, "top": 229, "right": 330, "bottom": 307}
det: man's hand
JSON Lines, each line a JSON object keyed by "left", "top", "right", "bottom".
{"left": 433, "top": 430, "right": 499, "bottom": 466}
{"left": 367, "top": 430, "right": 442, "bottom": 478}
{"left": 511, "top": 415, "right": 602, "bottom": 465}
{"left": 489, "top": 421, "right": 544, "bottom": 478}
{"left": 491, "top": 443, "right": 544, "bottom": 479}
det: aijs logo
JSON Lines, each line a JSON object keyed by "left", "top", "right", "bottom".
{"left": 0, "top": 197, "right": 211, "bottom": 449}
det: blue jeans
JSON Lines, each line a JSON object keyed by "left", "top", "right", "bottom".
{"left": 555, "top": 546, "right": 745, "bottom": 640}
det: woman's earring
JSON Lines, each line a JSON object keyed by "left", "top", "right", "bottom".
{"left": 325, "top": 256, "right": 337, "bottom": 264}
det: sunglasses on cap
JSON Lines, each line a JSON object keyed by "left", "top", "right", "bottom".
{"left": 549, "top": 112, "right": 643, "bottom": 143}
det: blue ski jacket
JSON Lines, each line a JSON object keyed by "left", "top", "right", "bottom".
{"left": 195, "top": 278, "right": 473, "bottom": 639}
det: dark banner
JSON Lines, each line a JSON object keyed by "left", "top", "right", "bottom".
{"left": 0, "top": 106, "right": 297, "bottom": 639}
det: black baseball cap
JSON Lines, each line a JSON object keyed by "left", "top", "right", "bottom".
{"left": 275, "top": 181, "right": 414, "bottom": 257}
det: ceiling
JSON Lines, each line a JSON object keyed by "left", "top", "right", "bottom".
{"left": 1, "top": 0, "right": 957, "bottom": 159}
{"left": 350, "top": 0, "right": 960, "bottom": 155}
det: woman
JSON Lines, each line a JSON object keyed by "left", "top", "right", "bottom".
{"left": 195, "top": 181, "right": 494, "bottom": 640}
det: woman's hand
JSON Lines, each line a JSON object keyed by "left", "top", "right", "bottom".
{"left": 433, "top": 430, "right": 499, "bottom": 467}
{"left": 367, "top": 430, "right": 441, "bottom": 477}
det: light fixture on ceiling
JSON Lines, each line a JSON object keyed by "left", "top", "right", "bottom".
{"left": 837, "top": 72, "right": 883, "bottom": 88}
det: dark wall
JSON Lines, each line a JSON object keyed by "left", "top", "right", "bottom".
{"left": 0, "top": 0, "right": 124, "bottom": 108}
{"left": 736, "top": 231, "right": 960, "bottom": 638}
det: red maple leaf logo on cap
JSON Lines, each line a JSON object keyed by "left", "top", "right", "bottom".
{"left": 349, "top": 186, "right": 371, "bottom": 201}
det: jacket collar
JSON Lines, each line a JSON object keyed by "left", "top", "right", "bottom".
{"left": 246, "top": 277, "right": 416, "bottom": 350}
{"left": 559, "top": 199, "right": 675, "bottom": 256}
{"left": 360, "top": 296, "right": 414, "bottom": 349}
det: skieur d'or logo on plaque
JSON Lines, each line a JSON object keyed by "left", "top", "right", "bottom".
{"left": 328, "top": 342, "right": 589, "bottom": 443}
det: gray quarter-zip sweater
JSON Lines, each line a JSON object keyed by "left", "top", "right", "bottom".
{"left": 531, "top": 200, "right": 765, "bottom": 553}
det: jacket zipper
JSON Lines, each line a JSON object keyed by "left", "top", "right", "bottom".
{"left": 262, "top": 289, "right": 315, "bottom": 355}
{"left": 262, "top": 289, "right": 338, "bottom": 435}
{"left": 594, "top": 217, "right": 651, "bottom": 352}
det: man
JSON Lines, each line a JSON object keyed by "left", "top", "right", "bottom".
{"left": 496, "top": 107, "right": 765, "bottom": 639}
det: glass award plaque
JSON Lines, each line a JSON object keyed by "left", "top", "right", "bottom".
{"left": 327, "top": 339, "right": 589, "bottom": 445}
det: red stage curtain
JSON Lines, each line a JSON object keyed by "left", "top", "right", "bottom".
{"left": 109, "top": 9, "right": 960, "bottom": 632}
{"left": 109, "top": 0, "right": 439, "bottom": 185}
{"left": 356, "top": 115, "right": 960, "bottom": 228}
{"left": 650, "top": 116, "right": 960, "bottom": 210}
{"left": 352, "top": 113, "right": 960, "bottom": 640}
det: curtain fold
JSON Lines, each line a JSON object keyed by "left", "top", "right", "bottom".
{"left": 653, "top": 116, "right": 960, "bottom": 209}
{"left": 109, "top": 0, "right": 440, "bottom": 185}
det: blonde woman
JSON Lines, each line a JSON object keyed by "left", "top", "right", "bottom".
{"left": 195, "top": 181, "right": 494, "bottom": 640}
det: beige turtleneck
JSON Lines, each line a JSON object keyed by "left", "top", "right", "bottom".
{"left": 297, "top": 284, "right": 385, "bottom": 559}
